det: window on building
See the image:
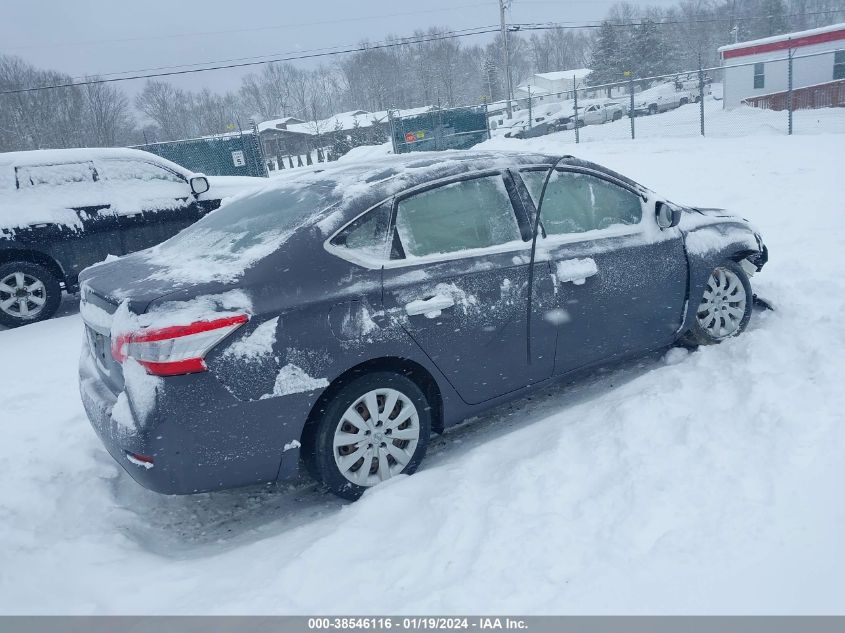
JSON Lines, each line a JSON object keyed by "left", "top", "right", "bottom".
{"left": 753, "top": 62, "right": 765, "bottom": 89}
{"left": 835, "top": 51, "right": 845, "bottom": 80}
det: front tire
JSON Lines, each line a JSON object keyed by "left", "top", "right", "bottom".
{"left": 308, "top": 372, "right": 432, "bottom": 500}
{"left": 684, "top": 260, "right": 752, "bottom": 345}
{"left": 0, "top": 261, "right": 62, "bottom": 328}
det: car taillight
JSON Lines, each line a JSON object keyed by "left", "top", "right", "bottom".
{"left": 111, "top": 314, "right": 248, "bottom": 376}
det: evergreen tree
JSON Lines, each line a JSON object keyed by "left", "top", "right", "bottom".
{"left": 350, "top": 116, "right": 368, "bottom": 148}
{"left": 331, "top": 119, "right": 351, "bottom": 158}
{"left": 761, "top": 0, "right": 789, "bottom": 37}
{"left": 630, "top": 19, "right": 675, "bottom": 80}
{"left": 589, "top": 22, "right": 625, "bottom": 93}
{"left": 482, "top": 55, "right": 502, "bottom": 102}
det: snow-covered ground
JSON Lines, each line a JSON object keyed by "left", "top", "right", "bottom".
{"left": 2, "top": 123, "right": 845, "bottom": 614}
{"left": 491, "top": 97, "right": 845, "bottom": 143}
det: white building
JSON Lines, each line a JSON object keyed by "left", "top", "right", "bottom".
{"left": 718, "top": 22, "right": 845, "bottom": 109}
{"left": 516, "top": 68, "right": 593, "bottom": 100}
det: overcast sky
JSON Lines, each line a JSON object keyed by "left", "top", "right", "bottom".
{"left": 2, "top": 0, "right": 681, "bottom": 94}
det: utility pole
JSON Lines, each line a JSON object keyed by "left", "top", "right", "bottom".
{"left": 499, "top": 0, "right": 514, "bottom": 119}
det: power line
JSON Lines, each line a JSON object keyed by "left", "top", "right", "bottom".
{"left": 513, "top": 9, "right": 845, "bottom": 30}
{"left": 3, "top": 9, "right": 843, "bottom": 96}
{"left": 1, "top": 27, "right": 501, "bottom": 96}
{"left": 70, "top": 26, "right": 500, "bottom": 82}
{"left": 2, "top": 3, "right": 495, "bottom": 52}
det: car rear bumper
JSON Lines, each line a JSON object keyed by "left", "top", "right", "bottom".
{"left": 79, "top": 345, "right": 313, "bottom": 495}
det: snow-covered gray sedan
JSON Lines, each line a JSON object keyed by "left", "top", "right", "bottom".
{"left": 78, "top": 151, "right": 768, "bottom": 499}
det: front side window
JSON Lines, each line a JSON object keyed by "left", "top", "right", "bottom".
{"left": 16, "top": 162, "right": 96, "bottom": 189}
{"left": 330, "top": 201, "right": 393, "bottom": 261}
{"left": 521, "top": 170, "right": 642, "bottom": 236}
{"left": 834, "top": 50, "right": 845, "bottom": 80}
{"left": 753, "top": 62, "right": 765, "bottom": 89}
{"left": 394, "top": 175, "right": 521, "bottom": 258}
{"left": 98, "top": 159, "right": 185, "bottom": 184}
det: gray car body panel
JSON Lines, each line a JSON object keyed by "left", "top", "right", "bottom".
{"left": 77, "top": 151, "right": 767, "bottom": 494}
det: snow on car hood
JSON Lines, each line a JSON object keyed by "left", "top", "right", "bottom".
{"left": 201, "top": 175, "right": 268, "bottom": 201}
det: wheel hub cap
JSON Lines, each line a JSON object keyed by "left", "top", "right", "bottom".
{"left": 696, "top": 267, "right": 747, "bottom": 339}
{"left": 333, "top": 387, "right": 420, "bottom": 487}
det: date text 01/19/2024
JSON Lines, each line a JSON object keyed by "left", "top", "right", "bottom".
{"left": 307, "top": 617, "right": 529, "bottom": 630}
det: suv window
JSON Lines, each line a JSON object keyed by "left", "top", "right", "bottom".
{"left": 521, "top": 170, "right": 642, "bottom": 235}
{"left": 16, "top": 162, "right": 96, "bottom": 189}
{"left": 98, "top": 159, "right": 185, "bottom": 184}
{"left": 394, "top": 175, "right": 521, "bottom": 258}
{"left": 330, "top": 201, "right": 393, "bottom": 261}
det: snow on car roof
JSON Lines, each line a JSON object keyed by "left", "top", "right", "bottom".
{"left": 0, "top": 147, "right": 193, "bottom": 175}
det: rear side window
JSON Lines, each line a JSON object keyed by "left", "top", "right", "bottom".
{"left": 521, "top": 170, "right": 642, "bottom": 235}
{"left": 330, "top": 201, "right": 392, "bottom": 261}
{"left": 16, "top": 162, "right": 96, "bottom": 189}
{"left": 394, "top": 175, "right": 520, "bottom": 258}
{"left": 98, "top": 159, "right": 185, "bottom": 184}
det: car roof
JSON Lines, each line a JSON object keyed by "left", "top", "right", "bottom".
{"left": 0, "top": 147, "right": 192, "bottom": 174}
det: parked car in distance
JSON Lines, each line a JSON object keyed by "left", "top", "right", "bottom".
{"left": 580, "top": 100, "right": 626, "bottom": 125}
{"left": 0, "top": 147, "right": 266, "bottom": 327}
{"left": 632, "top": 82, "right": 696, "bottom": 115}
{"left": 78, "top": 150, "right": 768, "bottom": 500}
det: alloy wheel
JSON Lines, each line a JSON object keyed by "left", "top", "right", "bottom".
{"left": 697, "top": 267, "right": 748, "bottom": 339}
{"left": 332, "top": 388, "right": 420, "bottom": 487}
{"left": 0, "top": 271, "right": 47, "bottom": 319}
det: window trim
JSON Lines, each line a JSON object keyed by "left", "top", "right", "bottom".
{"left": 753, "top": 62, "right": 765, "bottom": 89}
{"left": 516, "top": 165, "right": 650, "bottom": 246}
{"left": 834, "top": 50, "right": 845, "bottom": 80}
{"left": 324, "top": 169, "right": 531, "bottom": 270}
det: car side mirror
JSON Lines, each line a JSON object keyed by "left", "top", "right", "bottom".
{"left": 189, "top": 175, "right": 210, "bottom": 195}
{"left": 656, "top": 201, "right": 682, "bottom": 229}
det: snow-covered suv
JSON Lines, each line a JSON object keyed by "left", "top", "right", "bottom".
{"left": 0, "top": 148, "right": 265, "bottom": 327}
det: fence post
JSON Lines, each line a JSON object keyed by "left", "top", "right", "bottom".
{"left": 484, "top": 101, "right": 491, "bottom": 140}
{"left": 787, "top": 48, "right": 794, "bottom": 135}
{"left": 698, "top": 59, "right": 705, "bottom": 137}
{"left": 527, "top": 85, "right": 533, "bottom": 129}
{"left": 627, "top": 72, "right": 635, "bottom": 140}
{"left": 573, "top": 76, "right": 579, "bottom": 144}
{"left": 388, "top": 109, "right": 398, "bottom": 155}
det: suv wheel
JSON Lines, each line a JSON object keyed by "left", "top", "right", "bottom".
{"left": 308, "top": 372, "right": 432, "bottom": 500}
{"left": 0, "top": 261, "right": 62, "bottom": 328}
{"left": 684, "top": 260, "right": 752, "bottom": 345}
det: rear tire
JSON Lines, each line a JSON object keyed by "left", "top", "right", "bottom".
{"left": 648, "top": 104, "right": 658, "bottom": 115}
{"left": 0, "top": 261, "right": 62, "bottom": 328}
{"left": 684, "top": 260, "right": 752, "bottom": 346}
{"left": 307, "top": 372, "right": 432, "bottom": 500}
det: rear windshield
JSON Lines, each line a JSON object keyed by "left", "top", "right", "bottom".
{"left": 147, "top": 180, "right": 341, "bottom": 283}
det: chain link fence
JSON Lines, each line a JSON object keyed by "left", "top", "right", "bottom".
{"left": 132, "top": 123, "right": 268, "bottom": 178}
{"left": 486, "top": 47, "right": 845, "bottom": 146}
{"left": 388, "top": 105, "right": 490, "bottom": 154}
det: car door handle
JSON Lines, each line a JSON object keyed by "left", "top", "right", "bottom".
{"left": 405, "top": 294, "right": 455, "bottom": 318}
